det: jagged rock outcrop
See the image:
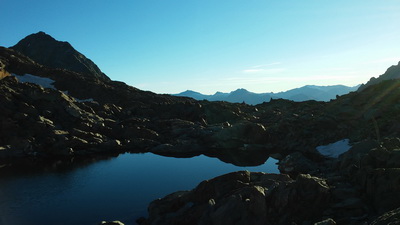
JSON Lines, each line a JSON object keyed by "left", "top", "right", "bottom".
{"left": 11, "top": 31, "right": 110, "bottom": 81}
{"left": 358, "top": 61, "right": 400, "bottom": 91}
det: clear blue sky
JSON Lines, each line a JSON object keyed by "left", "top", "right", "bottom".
{"left": 2, "top": 0, "right": 400, "bottom": 94}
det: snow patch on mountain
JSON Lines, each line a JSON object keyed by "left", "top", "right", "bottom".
{"left": 13, "top": 74, "right": 56, "bottom": 89}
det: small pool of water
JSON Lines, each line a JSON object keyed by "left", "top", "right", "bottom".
{"left": 0, "top": 153, "right": 278, "bottom": 225}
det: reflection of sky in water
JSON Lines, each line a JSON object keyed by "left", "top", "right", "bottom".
{"left": 0, "top": 153, "right": 278, "bottom": 225}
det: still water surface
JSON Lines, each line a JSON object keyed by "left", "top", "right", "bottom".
{"left": 0, "top": 153, "right": 278, "bottom": 225}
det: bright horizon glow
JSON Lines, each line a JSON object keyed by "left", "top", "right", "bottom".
{"left": 1, "top": 0, "right": 400, "bottom": 95}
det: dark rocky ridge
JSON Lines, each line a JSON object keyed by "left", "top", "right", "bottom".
{"left": 1, "top": 33, "right": 400, "bottom": 224}
{"left": 11, "top": 31, "right": 110, "bottom": 81}
{"left": 358, "top": 61, "right": 400, "bottom": 91}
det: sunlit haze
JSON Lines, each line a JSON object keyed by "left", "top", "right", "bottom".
{"left": 2, "top": 0, "right": 400, "bottom": 94}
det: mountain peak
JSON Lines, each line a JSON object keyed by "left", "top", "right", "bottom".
{"left": 174, "top": 85, "right": 359, "bottom": 104}
{"left": 27, "top": 31, "right": 49, "bottom": 38}
{"left": 231, "top": 88, "right": 250, "bottom": 94}
{"left": 31, "top": 31, "right": 56, "bottom": 40}
{"left": 181, "top": 90, "right": 201, "bottom": 95}
{"left": 14, "top": 31, "right": 72, "bottom": 50}
{"left": 358, "top": 60, "right": 400, "bottom": 91}
{"left": 11, "top": 32, "right": 109, "bottom": 81}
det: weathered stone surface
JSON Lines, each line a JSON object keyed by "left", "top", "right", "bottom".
{"left": 142, "top": 171, "right": 331, "bottom": 225}
{"left": 338, "top": 139, "right": 379, "bottom": 175}
{"left": 339, "top": 138, "right": 400, "bottom": 214}
{"left": 207, "top": 121, "right": 269, "bottom": 151}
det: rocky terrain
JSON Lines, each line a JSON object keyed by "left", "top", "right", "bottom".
{"left": 138, "top": 138, "right": 400, "bottom": 225}
{"left": 1, "top": 32, "right": 400, "bottom": 224}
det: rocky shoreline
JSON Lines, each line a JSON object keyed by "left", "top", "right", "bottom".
{"left": 1, "top": 32, "right": 400, "bottom": 224}
{"left": 129, "top": 138, "right": 400, "bottom": 225}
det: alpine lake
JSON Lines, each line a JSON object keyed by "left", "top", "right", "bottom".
{"left": 0, "top": 152, "right": 278, "bottom": 225}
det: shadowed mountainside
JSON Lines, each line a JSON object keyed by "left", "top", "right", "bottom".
{"left": 11, "top": 31, "right": 110, "bottom": 81}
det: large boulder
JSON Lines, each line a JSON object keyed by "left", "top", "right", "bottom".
{"left": 209, "top": 121, "right": 268, "bottom": 149}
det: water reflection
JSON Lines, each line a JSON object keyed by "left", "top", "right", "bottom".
{"left": 0, "top": 153, "right": 278, "bottom": 225}
{"left": 207, "top": 149, "right": 273, "bottom": 167}
{"left": 0, "top": 154, "right": 119, "bottom": 178}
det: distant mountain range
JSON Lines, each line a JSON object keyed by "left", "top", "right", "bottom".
{"left": 174, "top": 85, "right": 361, "bottom": 105}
